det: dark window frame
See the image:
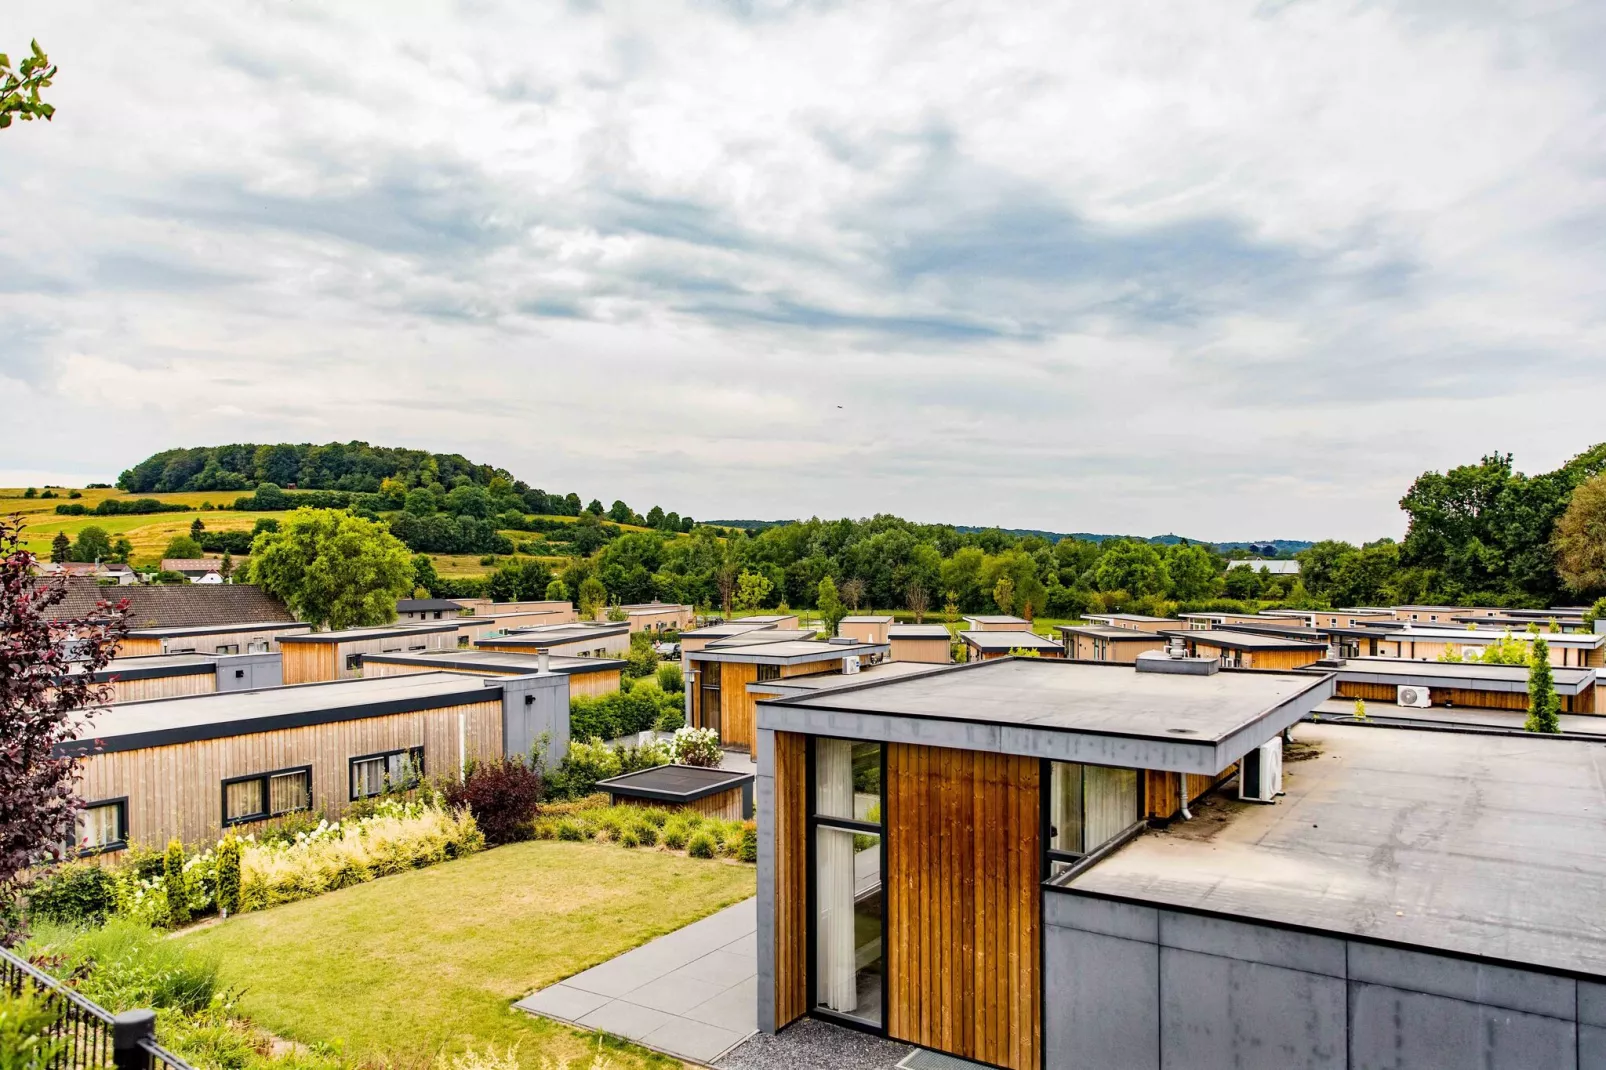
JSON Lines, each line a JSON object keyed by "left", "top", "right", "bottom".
{"left": 757, "top": 663, "right": 782, "bottom": 683}
{"left": 1039, "top": 758, "right": 1149, "bottom": 887}
{"left": 74, "top": 796, "right": 129, "bottom": 856}
{"left": 805, "top": 736, "right": 889, "bottom": 1037}
{"left": 348, "top": 746, "right": 425, "bottom": 801}
{"left": 221, "top": 764, "right": 313, "bottom": 827}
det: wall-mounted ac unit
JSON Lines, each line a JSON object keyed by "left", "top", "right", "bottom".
{"left": 1239, "top": 739, "right": 1284, "bottom": 803}
{"left": 842, "top": 655, "right": 861, "bottom": 675}
{"left": 1397, "top": 685, "right": 1431, "bottom": 708}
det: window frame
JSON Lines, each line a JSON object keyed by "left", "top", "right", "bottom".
{"left": 1040, "top": 759, "right": 1147, "bottom": 886}
{"left": 804, "top": 736, "right": 889, "bottom": 1036}
{"left": 756, "top": 663, "right": 781, "bottom": 683}
{"left": 75, "top": 797, "right": 129, "bottom": 856}
{"left": 221, "top": 764, "right": 313, "bottom": 827}
{"left": 348, "top": 747, "right": 425, "bottom": 802}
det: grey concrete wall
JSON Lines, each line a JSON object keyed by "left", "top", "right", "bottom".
{"left": 214, "top": 652, "right": 281, "bottom": 691}
{"left": 495, "top": 673, "right": 570, "bottom": 768}
{"left": 755, "top": 726, "right": 777, "bottom": 1034}
{"left": 1045, "top": 891, "right": 1602, "bottom": 1070}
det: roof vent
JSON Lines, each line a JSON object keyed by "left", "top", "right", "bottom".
{"left": 1135, "top": 650, "right": 1219, "bottom": 676}
{"left": 827, "top": 636, "right": 857, "bottom": 645}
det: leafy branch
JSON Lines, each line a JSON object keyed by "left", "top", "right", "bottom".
{"left": 1, "top": 40, "right": 57, "bottom": 129}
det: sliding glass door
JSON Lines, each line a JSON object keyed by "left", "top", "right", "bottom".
{"left": 809, "top": 738, "right": 885, "bottom": 1029}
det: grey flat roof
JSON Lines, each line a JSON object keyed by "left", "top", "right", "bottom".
{"left": 1331, "top": 656, "right": 1595, "bottom": 694}
{"left": 1086, "top": 614, "right": 1178, "bottom": 624}
{"left": 595, "top": 764, "right": 754, "bottom": 803}
{"left": 960, "top": 630, "right": 1064, "bottom": 651}
{"left": 1173, "top": 628, "right": 1325, "bottom": 651}
{"left": 690, "top": 639, "right": 888, "bottom": 665}
{"left": 1058, "top": 625, "right": 1167, "bottom": 642}
{"left": 840, "top": 615, "right": 894, "bottom": 624}
{"left": 486, "top": 623, "right": 629, "bottom": 645}
{"left": 706, "top": 629, "right": 820, "bottom": 648}
{"left": 1067, "top": 722, "right": 1606, "bottom": 979}
{"left": 395, "top": 598, "right": 465, "bottom": 612}
{"left": 680, "top": 622, "right": 775, "bottom": 638}
{"left": 1312, "top": 698, "right": 1606, "bottom": 737}
{"left": 746, "top": 661, "right": 946, "bottom": 696}
{"left": 1382, "top": 627, "right": 1603, "bottom": 648}
{"left": 760, "top": 659, "right": 1333, "bottom": 775}
{"left": 736, "top": 614, "right": 797, "bottom": 623}
{"left": 126, "top": 620, "right": 308, "bottom": 638}
{"left": 278, "top": 622, "right": 459, "bottom": 643}
{"left": 963, "top": 615, "right": 1029, "bottom": 624}
{"left": 57, "top": 672, "right": 496, "bottom": 756}
{"left": 359, "top": 650, "right": 627, "bottom": 675}
{"left": 82, "top": 653, "right": 219, "bottom": 682}
{"left": 888, "top": 625, "right": 951, "bottom": 639}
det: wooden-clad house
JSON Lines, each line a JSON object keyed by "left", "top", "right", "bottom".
{"left": 1081, "top": 613, "right": 1181, "bottom": 634}
{"left": 1169, "top": 628, "right": 1328, "bottom": 670}
{"left": 962, "top": 614, "right": 1032, "bottom": 632}
{"left": 277, "top": 622, "right": 462, "bottom": 684}
{"left": 1329, "top": 657, "right": 1598, "bottom": 715}
{"left": 360, "top": 649, "right": 626, "bottom": 698}
{"left": 59, "top": 670, "right": 571, "bottom": 855}
{"left": 838, "top": 615, "right": 893, "bottom": 645}
{"left": 612, "top": 602, "right": 696, "bottom": 633}
{"left": 886, "top": 624, "right": 953, "bottom": 664}
{"left": 395, "top": 598, "right": 467, "bottom": 621}
{"left": 118, "top": 621, "right": 312, "bottom": 658}
{"left": 475, "top": 622, "right": 631, "bottom": 659}
{"left": 1376, "top": 626, "right": 1606, "bottom": 668}
{"left": 1057, "top": 625, "right": 1168, "bottom": 663}
{"left": 455, "top": 599, "right": 577, "bottom": 622}
{"left": 959, "top": 630, "right": 1065, "bottom": 662}
{"left": 79, "top": 652, "right": 282, "bottom": 703}
{"left": 752, "top": 657, "right": 1333, "bottom": 1068}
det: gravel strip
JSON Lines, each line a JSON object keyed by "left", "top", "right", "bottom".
{"left": 717, "top": 1018, "right": 912, "bottom": 1070}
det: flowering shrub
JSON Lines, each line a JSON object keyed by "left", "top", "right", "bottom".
{"left": 670, "top": 727, "right": 722, "bottom": 768}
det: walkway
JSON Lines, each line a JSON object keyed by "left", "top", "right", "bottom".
{"left": 516, "top": 897, "right": 757, "bottom": 1066}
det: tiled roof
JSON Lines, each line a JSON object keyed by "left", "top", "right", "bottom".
{"left": 161, "top": 558, "right": 247, "bottom": 572}
{"left": 39, "top": 577, "right": 296, "bottom": 628}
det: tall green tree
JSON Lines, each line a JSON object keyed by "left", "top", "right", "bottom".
{"left": 49, "top": 532, "right": 69, "bottom": 564}
{"left": 249, "top": 508, "right": 414, "bottom": 629}
{"left": 1092, "top": 540, "right": 1168, "bottom": 597}
{"left": 577, "top": 575, "right": 607, "bottom": 619}
{"left": 164, "top": 535, "right": 203, "bottom": 559}
{"left": 70, "top": 526, "right": 112, "bottom": 563}
{"left": 817, "top": 577, "right": 847, "bottom": 636}
{"left": 1524, "top": 635, "right": 1560, "bottom": 734}
{"left": 0, "top": 41, "right": 55, "bottom": 129}
{"left": 1553, "top": 472, "right": 1606, "bottom": 596}
{"left": 1165, "top": 544, "right": 1219, "bottom": 601}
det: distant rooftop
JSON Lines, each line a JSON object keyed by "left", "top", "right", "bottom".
{"left": 395, "top": 598, "right": 465, "bottom": 613}
{"left": 485, "top": 622, "right": 629, "bottom": 646}
{"left": 359, "top": 650, "right": 627, "bottom": 676}
{"left": 1058, "top": 625, "right": 1168, "bottom": 641}
{"left": 1226, "top": 559, "right": 1301, "bottom": 574}
{"left": 746, "top": 660, "right": 945, "bottom": 695}
{"left": 278, "top": 622, "right": 458, "bottom": 643}
{"left": 126, "top": 620, "right": 309, "bottom": 638}
{"left": 963, "top": 614, "right": 1030, "bottom": 625}
{"left": 690, "top": 638, "right": 887, "bottom": 664}
{"left": 1068, "top": 722, "right": 1606, "bottom": 979}
{"left": 1173, "top": 628, "right": 1325, "bottom": 651}
{"left": 705, "top": 629, "right": 819, "bottom": 648}
{"left": 840, "top": 615, "right": 894, "bottom": 624}
{"left": 1085, "top": 613, "right": 1178, "bottom": 624}
{"left": 680, "top": 622, "right": 776, "bottom": 639}
{"left": 1331, "top": 656, "right": 1595, "bottom": 694}
{"left": 1383, "top": 626, "right": 1603, "bottom": 647}
{"left": 42, "top": 578, "right": 297, "bottom": 629}
{"left": 959, "top": 630, "right": 1065, "bottom": 652}
{"left": 888, "top": 624, "right": 951, "bottom": 638}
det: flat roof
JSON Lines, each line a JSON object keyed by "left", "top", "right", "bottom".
{"left": 959, "top": 630, "right": 1066, "bottom": 652}
{"left": 595, "top": 764, "right": 753, "bottom": 803}
{"left": 690, "top": 639, "right": 889, "bottom": 665}
{"left": 1331, "top": 656, "right": 1595, "bottom": 694}
{"left": 395, "top": 598, "right": 465, "bottom": 613}
{"left": 278, "top": 622, "right": 459, "bottom": 643}
{"left": 1382, "top": 627, "right": 1603, "bottom": 647}
{"left": 962, "top": 615, "right": 1030, "bottom": 625}
{"left": 57, "top": 672, "right": 496, "bottom": 756}
{"left": 888, "top": 624, "right": 952, "bottom": 639}
{"left": 1067, "top": 722, "right": 1606, "bottom": 979}
{"left": 679, "top": 622, "right": 776, "bottom": 638}
{"left": 746, "top": 661, "right": 946, "bottom": 696}
{"left": 125, "top": 620, "right": 309, "bottom": 638}
{"left": 1057, "top": 625, "right": 1167, "bottom": 642}
{"left": 1085, "top": 613, "right": 1178, "bottom": 624}
{"left": 705, "top": 629, "right": 820, "bottom": 648}
{"left": 735, "top": 614, "right": 797, "bottom": 623}
{"left": 359, "top": 650, "right": 628, "bottom": 676}
{"left": 760, "top": 659, "right": 1332, "bottom": 775}
{"left": 483, "top": 623, "right": 629, "bottom": 646}
{"left": 840, "top": 615, "right": 894, "bottom": 624}
{"left": 1173, "top": 628, "right": 1325, "bottom": 651}
{"left": 82, "top": 653, "right": 219, "bottom": 682}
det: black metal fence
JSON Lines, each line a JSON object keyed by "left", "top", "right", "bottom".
{"left": 0, "top": 944, "right": 194, "bottom": 1070}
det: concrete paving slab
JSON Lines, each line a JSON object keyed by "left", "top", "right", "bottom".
{"left": 624, "top": 973, "right": 728, "bottom": 1016}
{"left": 684, "top": 976, "right": 758, "bottom": 1032}
{"left": 678, "top": 949, "right": 756, "bottom": 989}
{"left": 641, "top": 1016, "right": 750, "bottom": 1065}
{"left": 513, "top": 983, "right": 610, "bottom": 1022}
{"left": 575, "top": 999, "right": 677, "bottom": 1043}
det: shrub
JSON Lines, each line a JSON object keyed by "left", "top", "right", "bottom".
{"left": 545, "top": 739, "right": 622, "bottom": 800}
{"left": 0, "top": 989, "right": 64, "bottom": 1070}
{"left": 686, "top": 832, "right": 717, "bottom": 859}
{"left": 633, "top": 822, "right": 658, "bottom": 847}
{"left": 614, "top": 740, "right": 671, "bottom": 774}
{"left": 26, "top": 863, "right": 118, "bottom": 925}
{"left": 215, "top": 836, "right": 242, "bottom": 917}
{"left": 641, "top": 808, "right": 670, "bottom": 829}
{"left": 661, "top": 823, "right": 689, "bottom": 851}
{"left": 26, "top": 918, "right": 220, "bottom": 1014}
{"left": 444, "top": 757, "right": 543, "bottom": 845}
{"left": 736, "top": 823, "right": 758, "bottom": 863}
{"left": 556, "top": 819, "right": 588, "bottom": 842}
{"left": 656, "top": 663, "right": 683, "bottom": 693}
{"left": 670, "top": 726, "right": 722, "bottom": 768}
{"left": 163, "top": 840, "right": 190, "bottom": 927}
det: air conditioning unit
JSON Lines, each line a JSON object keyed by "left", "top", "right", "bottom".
{"left": 1397, "top": 685, "right": 1431, "bottom": 708}
{"left": 842, "top": 655, "right": 861, "bottom": 675}
{"left": 1239, "top": 739, "right": 1284, "bottom": 803}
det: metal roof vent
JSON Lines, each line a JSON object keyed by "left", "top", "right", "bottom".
{"left": 1135, "top": 650, "right": 1219, "bottom": 676}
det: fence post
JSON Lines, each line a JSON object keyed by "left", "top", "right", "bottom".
{"left": 112, "top": 1009, "right": 157, "bottom": 1070}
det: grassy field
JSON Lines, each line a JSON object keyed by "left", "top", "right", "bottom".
{"left": 182, "top": 840, "right": 755, "bottom": 1069}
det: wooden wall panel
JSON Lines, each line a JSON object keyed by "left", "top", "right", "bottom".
{"left": 773, "top": 732, "right": 808, "bottom": 1030}
{"left": 115, "top": 638, "right": 163, "bottom": 657}
{"left": 887, "top": 744, "right": 1040, "bottom": 1070}
{"left": 362, "top": 660, "right": 619, "bottom": 697}
{"left": 280, "top": 643, "right": 338, "bottom": 685}
{"left": 720, "top": 662, "right": 760, "bottom": 752}
{"left": 109, "top": 673, "right": 215, "bottom": 703}
{"left": 1145, "top": 766, "right": 1236, "bottom": 820}
{"left": 890, "top": 638, "right": 953, "bottom": 664}
{"left": 76, "top": 699, "right": 502, "bottom": 850}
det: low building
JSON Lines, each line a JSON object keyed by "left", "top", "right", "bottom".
{"left": 687, "top": 634, "right": 890, "bottom": 753}
{"left": 360, "top": 649, "right": 625, "bottom": 698}
{"left": 39, "top": 561, "right": 137, "bottom": 585}
{"left": 679, "top": 621, "right": 780, "bottom": 654}
{"left": 1391, "top": 604, "right": 1505, "bottom": 624}
{"left": 962, "top": 614, "right": 1032, "bottom": 632}
{"left": 838, "top": 615, "right": 893, "bottom": 645}
{"left": 959, "top": 629, "right": 1065, "bottom": 661}
{"left": 119, "top": 620, "right": 312, "bottom": 657}
{"left": 43, "top": 578, "right": 297, "bottom": 635}
{"left": 744, "top": 659, "right": 945, "bottom": 701}
{"left": 1053, "top": 722, "right": 1606, "bottom": 1068}
{"left": 475, "top": 622, "right": 631, "bottom": 659}
{"left": 1376, "top": 626, "right": 1606, "bottom": 668}
{"left": 1328, "top": 656, "right": 1598, "bottom": 715}
{"left": 887, "top": 623, "right": 953, "bottom": 664}
{"left": 1260, "top": 607, "right": 1398, "bottom": 629}
{"left": 455, "top": 598, "right": 577, "bottom": 622}
{"left": 1167, "top": 628, "right": 1328, "bottom": 670}
{"left": 596, "top": 765, "right": 755, "bottom": 820}
{"left": 277, "top": 622, "right": 462, "bottom": 684}
{"left": 1082, "top": 613, "right": 1180, "bottom": 634}
{"left": 395, "top": 598, "right": 466, "bottom": 621}
{"left": 1057, "top": 625, "right": 1168, "bottom": 663}
{"left": 1225, "top": 558, "right": 1300, "bottom": 575}
{"left": 78, "top": 651, "right": 282, "bottom": 703}
{"left": 612, "top": 602, "right": 695, "bottom": 633}
{"left": 61, "top": 670, "right": 571, "bottom": 855}
{"left": 736, "top": 613, "right": 802, "bottom": 630}
{"left": 752, "top": 657, "right": 1333, "bottom": 1065}
{"left": 1177, "top": 610, "right": 1278, "bottom": 630}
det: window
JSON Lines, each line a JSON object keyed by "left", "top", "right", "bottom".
{"left": 350, "top": 748, "right": 423, "bottom": 800}
{"left": 215, "top": 643, "right": 239, "bottom": 655}
{"left": 757, "top": 664, "right": 781, "bottom": 683}
{"left": 699, "top": 660, "right": 722, "bottom": 732}
{"left": 345, "top": 653, "right": 362, "bottom": 670}
{"left": 76, "top": 799, "right": 127, "bottom": 854}
{"left": 247, "top": 640, "right": 269, "bottom": 653}
{"left": 223, "top": 767, "right": 312, "bottom": 826}
{"left": 1045, "top": 761, "right": 1140, "bottom": 881}
{"left": 810, "top": 739, "right": 884, "bottom": 1028}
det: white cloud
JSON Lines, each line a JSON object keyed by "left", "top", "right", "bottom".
{"left": 2, "top": 0, "right": 1604, "bottom": 541}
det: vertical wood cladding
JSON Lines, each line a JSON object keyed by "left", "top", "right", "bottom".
{"left": 773, "top": 732, "right": 808, "bottom": 1029}
{"left": 886, "top": 744, "right": 1041, "bottom": 1070}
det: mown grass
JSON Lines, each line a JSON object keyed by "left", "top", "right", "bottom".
{"left": 181, "top": 839, "right": 755, "bottom": 1070}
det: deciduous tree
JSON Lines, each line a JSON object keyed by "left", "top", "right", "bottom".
{"left": 1554, "top": 472, "right": 1606, "bottom": 596}
{"left": 248, "top": 508, "right": 414, "bottom": 629}
{"left": 1525, "top": 635, "right": 1560, "bottom": 734}
{"left": 70, "top": 527, "right": 112, "bottom": 563}
{"left": 0, "top": 41, "right": 56, "bottom": 130}
{"left": 817, "top": 577, "right": 847, "bottom": 636}
{"left": 163, "top": 535, "right": 202, "bottom": 559}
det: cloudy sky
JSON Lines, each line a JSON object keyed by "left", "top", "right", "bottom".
{"left": 3, "top": 1, "right": 1603, "bottom": 542}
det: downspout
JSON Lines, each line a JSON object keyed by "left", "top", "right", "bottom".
{"left": 1177, "top": 771, "right": 1192, "bottom": 820}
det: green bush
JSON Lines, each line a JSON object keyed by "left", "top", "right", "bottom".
{"left": 0, "top": 989, "right": 64, "bottom": 1070}
{"left": 619, "top": 828, "right": 640, "bottom": 848}
{"left": 215, "top": 837, "right": 242, "bottom": 917}
{"left": 163, "top": 840, "right": 190, "bottom": 928}
{"left": 736, "top": 824, "right": 758, "bottom": 863}
{"left": 633, "top": 822, "right": 658, "bottom": 847}
{"left": 686, "top": 832, "right": 717, "bottom": 859}
{"left": 656, "top": 663, "right": 684, "bottom": 692}
{"left": 556, "top": 819, "right": 588, "bottom": 842}
{"left": 27, "top": 863, "right": 118, "bottom": 925}
{"left": 26, "top": 918, "right": 219, "bottom": 1014}
{"left": 662, "top": 823, "right": 689, "bottom": 851}
{"left": 641, "top": 808, "right": 670, "bottom": 829}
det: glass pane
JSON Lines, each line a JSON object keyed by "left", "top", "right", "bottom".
{"left": 269, "top": 771, "right": 310, "bottom": 815}
{"left": 225, "top": 779, "right": 264, "bottom": 821}
{"left": 814, "top": 739, "right": 881, "bottom": 822}
{"left": 814, "top": 827, "right": 882, "bottom": 1025}
{"left": 1048, "top": 762, "right": 1084, "bottom": 855}
{"left": 352, "top": 758, "right": 384, "bottom": 798}
{"left": 77, "top": 805, "right": 119, "bottom": 849}
{"left": 1084, "top": 765, "right": 1138, "bottom": 851}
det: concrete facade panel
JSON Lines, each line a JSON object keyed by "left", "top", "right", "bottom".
{"left": 1160, "top": 947, "right": 1345, "bottom": 1070}
{"left": 1160, "top": 909, "right": 1346, "bottom": 978}
{"left": 1044, "top": 892, "right": 1157, "bottom": 943}
{"left": 1581, "top": 1025, "right": 1606, "bottom": 1070}
{"left": 1581, "top": 981, "right": 1606, "bottom": 1028}
{"left": 1043, "top": 927, "right": 1158, "bottom": 1070}
{"left": 1347, "top": 942, "right": 1575, "bottom": 1019}
{"left": 1347, "top": 982, "right": 1576, "bottom": 1070}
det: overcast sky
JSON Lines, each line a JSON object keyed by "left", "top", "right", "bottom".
{"left": 3, "top": 1, "right": 1603, "bottom": 543}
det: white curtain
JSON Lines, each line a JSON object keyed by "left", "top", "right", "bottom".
{"left": 815, "top": 740, "right": 856, "bottom": 1012}
{"left": 1050, "top": 762, "right": 1084, "bottom": 854}
{"left": 1084, "top": 765, "right": 1138, "bottom": 851}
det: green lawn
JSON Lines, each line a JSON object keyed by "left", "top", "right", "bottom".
{"left": 181, "top": 841, "right": 756, "bottom": 1070}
